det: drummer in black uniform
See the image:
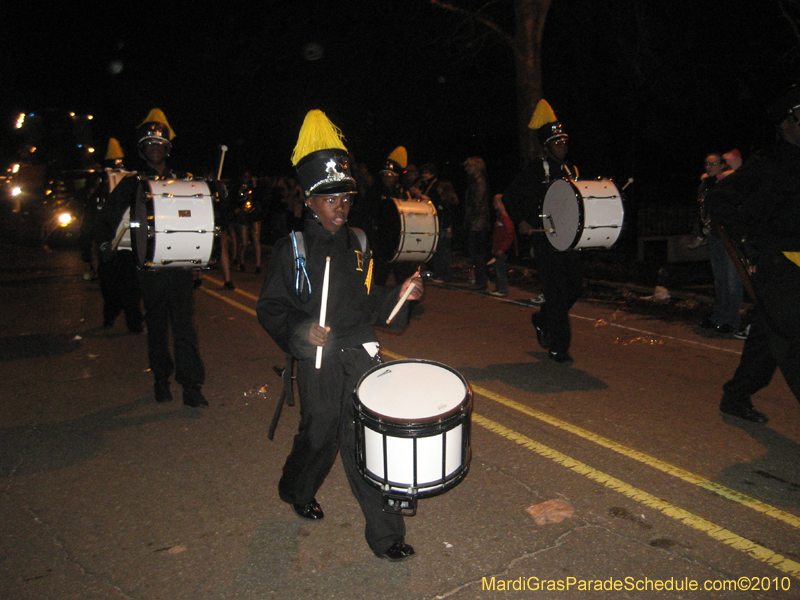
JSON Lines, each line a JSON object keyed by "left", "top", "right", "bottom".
{"left": 256, "top": 110, "right": 423, "bottom": 561}
{"left": 503, "top": 99, "right": 583, "bottom": 366}
{"left": 95, "top": 109, "right": 209, "bottom": 407}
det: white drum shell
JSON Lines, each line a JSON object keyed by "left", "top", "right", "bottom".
{"left": 133, "top": 179, "right": 216, "bottom": 268}
{"left": 354, "top": 360, "right": 471, "bottom": 497}
{"left": 390, "top": 199, "right": 439, "bottom": 262}
{"left": 542, "top": 178, "right": 624, "bottom": 251}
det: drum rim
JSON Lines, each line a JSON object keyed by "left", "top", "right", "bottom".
{"left": 354, "top": 359, "right": 472, "bottom": 424}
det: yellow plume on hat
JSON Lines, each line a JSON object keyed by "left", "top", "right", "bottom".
{"left": 528, "top": 99, "right": 558, "bottom": 130}
{"left": 291, "top": 110, "right": 348, "bottom": 166}
{"left": 387, "top": 146, "right": 408, "bottom": 169}
{"left": 138, "top": 108, "right": 176, "bottom": 140}
{"left": 104, "top": 138, "right": 124, "bottom": 160}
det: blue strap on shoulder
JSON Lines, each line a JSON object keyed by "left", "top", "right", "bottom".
{"left": 291, "top": 231, "right": 312, "bottom": 302}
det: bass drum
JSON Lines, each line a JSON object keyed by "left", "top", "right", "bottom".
{"left": 384, "top": 198, "right": 439, "bottom": 263}
{"left": 354, "top": 359, "right": 472, "bottom": 515}
{"left": 541, "top": 178, "right": 624, "bottom": 251}
{"left": 131, "top": 179, "right": 217, "bottom": 268}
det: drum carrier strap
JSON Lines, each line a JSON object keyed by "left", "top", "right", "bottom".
{"left": 290, "top": 228, "right": 370, "bottom": 301}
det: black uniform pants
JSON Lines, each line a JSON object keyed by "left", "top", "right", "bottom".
{"left": 137, "top": 269, "right": 205, "bottom": 388}
{"left": 98, "top": 250, "right": 143, "bottom": 331}
{"left": 532, "top": 236, "right": 584, "bottom": 354}
{"left": 721, "top": 252, "right": 800, "bottom": 408}
{"left": 279, "top": 348, "right": 405, "bottom": 555}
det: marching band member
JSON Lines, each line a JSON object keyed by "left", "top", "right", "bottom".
{"left": 256, "top": 110, "right": 423, "bottom": 561}
{"left": 95, "top": 109, "right": 208, "bottom": 407}
{"left": 706, "top": 84, "right": 800, "bottom": 422}
{"left": 503, "top": 99, "right": 583, "bottom": 366}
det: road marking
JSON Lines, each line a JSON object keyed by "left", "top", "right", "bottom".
{"left": 571, "top": 313, "right": 743, "bottom": 355}
{"left": 199, "top": 285, "right": 257, "bottom": 316}
{"left": 474, "top": 412, "right": 800, "bottom": 579}
{"left": 200, "top": 274, "right": 260, "bottom": 301}
{"left": 470, "top": 381, "right": 800, "bottom": 531}
{"left": 380, "top": 349, "right": 800, "bottom": 529}
{"left": 200, "top": 284, "right": 800, "bottom": 574}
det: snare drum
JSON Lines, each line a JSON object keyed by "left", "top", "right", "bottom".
{"left": 354, "top": 359, "right": 472, "bottom": 515}
{"left": 131, "top": 179, "right": 217, "bottom": 268}
{"left": 384, "top": 198, "right": 440, "bottom": 263}
{"left": 541, "top": 178, "right": 624, "bottom": 251}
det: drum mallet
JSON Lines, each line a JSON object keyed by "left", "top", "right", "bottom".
{"left": 622, "top": 177, "right": 634, "bottom": 191}
{"left": 315, "top": 256, "right": 331, "bottom": 369}
{"left": 216, "top": 144, "right": 228, "bottom": 180}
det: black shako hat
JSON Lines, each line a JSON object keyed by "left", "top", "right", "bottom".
{"left": 295, "top": 148, "right": 356, "bottom": 196}
{"left": 291, "top": 110, "right": 356, "bottom": 197}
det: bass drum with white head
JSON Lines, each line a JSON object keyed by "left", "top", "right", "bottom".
{"left": 541, "top": 178, "right": 624, "bottom": 251}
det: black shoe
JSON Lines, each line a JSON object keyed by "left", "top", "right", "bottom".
{"left": 254, "top": 266, "right": 262, "bottom": 274}
{"left": 155, "top": 380, "right": 173, "bottom": 403}
{"left": 375, "top": 541, "right": 416, "bottom": 562}
{"left": 193, "top": 277, "right": 202, "bottom": 289}
{"left": 699, "top": 317, "right": 717, "bottom": 330}
{"left": 183, "top": 386, "right": 209, "bottom": 408}
{"left": 715, "top": 324, "right": 735, "bottom": 335}
{"left": 720, "top": 404, "right": 768, "bottom": 423}
{"left": 292, "top": 498, "right": 324, "bottom": 520}
{"left": 531, "top": 313, "right": 550, "bottom": 349}
{"left": 223, "top": 281, "right": 235, "bottom": 290}
{"left": 548, "top": 350, "right": 574, "bottom": 366}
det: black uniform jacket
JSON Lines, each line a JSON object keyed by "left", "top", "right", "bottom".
{"left": 257, "top": 216, "right": 410, "bottom": 361}
{"left": 502, "top": 156, "right": 576, "bottom": 231}
{"left": 706, "top": 139, "right": 800, "bottom": 261}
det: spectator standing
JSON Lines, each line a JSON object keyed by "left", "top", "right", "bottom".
{"left": 462, "top": 157, "right": 491, "bottom": 291}
{"left": 488, "top": 194, "right": 516, "bottom": 297}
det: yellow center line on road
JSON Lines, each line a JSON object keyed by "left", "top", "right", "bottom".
{"left": 380, "top": 348, "right": 800, "bottom": 532}
{"left": 199, "top": 285, "right": 257, "bottom": 316}
{"left": 473, "top": 412, "right": 800, "bottom": 579}
{"left": 200, "top": 274, "right": 260, "bottom": 301}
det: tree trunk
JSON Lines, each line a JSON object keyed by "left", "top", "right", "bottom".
{"left": 513, "top": 0, "right": 552, "bottom": 164}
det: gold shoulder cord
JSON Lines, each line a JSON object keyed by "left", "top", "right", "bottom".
{"left": 365, "top": 258, "right": 374, "bottom": 294}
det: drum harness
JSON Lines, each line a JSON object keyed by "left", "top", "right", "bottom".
{"left": 289, "top": 228, "right": 370, "bottom": 301}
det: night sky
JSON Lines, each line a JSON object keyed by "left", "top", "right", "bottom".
{"left": 2, "top": 1, "right": 798, "bottom": 203}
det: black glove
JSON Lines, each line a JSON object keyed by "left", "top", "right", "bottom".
{"left": 99, "top": 242, "right": 116, "bottom": 263}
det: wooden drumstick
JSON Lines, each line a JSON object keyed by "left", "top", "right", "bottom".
{"left": 386, "top": 268, "right": 420, "bottom": 324}
{"left": 216, "top": 145, "right": 228, "bottom": 181}
{"left": 111, "top": 224, "right": 129, "bottom": 251}
{"left": 315, "top": 256, "right": 331, "bottom": 369}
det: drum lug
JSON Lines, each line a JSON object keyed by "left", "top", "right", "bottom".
{"left": 382, "top": 491, "right": 418, "bottom": 516}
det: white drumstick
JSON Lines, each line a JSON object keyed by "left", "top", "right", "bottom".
{"left": 315, "top": 256, "right": 331, "bottom": 369}
{"left": 216, "top": 145, "right": 228, "bottom": 181}
{"left": 386, "top": 282, "right": 415, "bottom": 324}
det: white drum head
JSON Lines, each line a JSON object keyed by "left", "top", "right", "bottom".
{"left": 542, "top": 179, "right": 580, "bottom": 251}
{"left": 357, "top": 361, "right": 467, "bottom": 421}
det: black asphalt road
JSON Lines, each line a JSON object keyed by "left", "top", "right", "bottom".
{"left": 1, "top": 245, "right": 798, "bottom": 600}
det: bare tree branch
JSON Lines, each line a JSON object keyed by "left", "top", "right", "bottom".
{"left": 430, "top": 0, "right": 515, "bottom": 47}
